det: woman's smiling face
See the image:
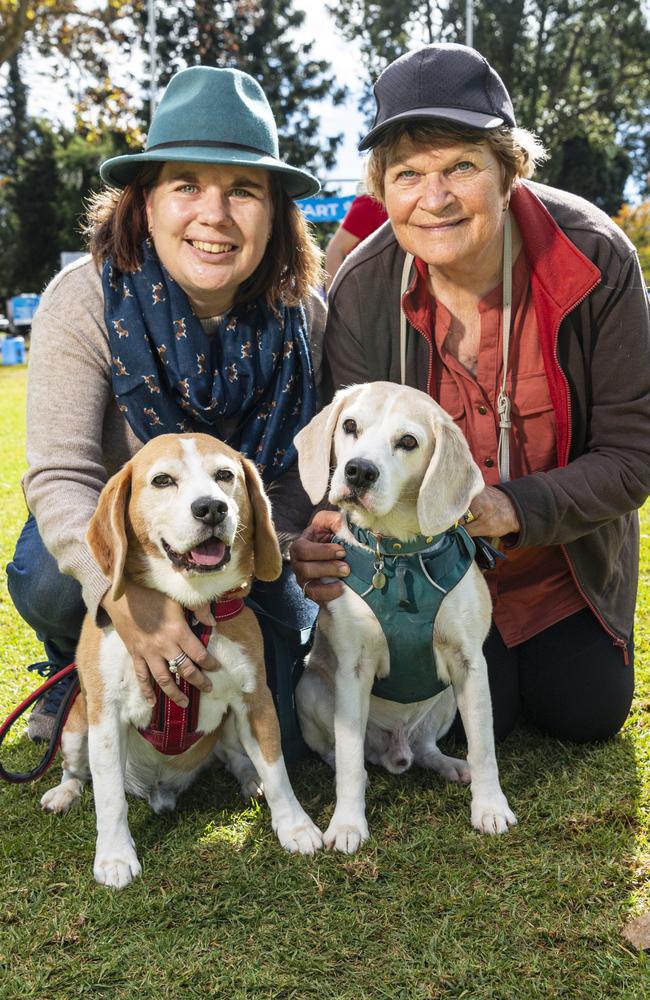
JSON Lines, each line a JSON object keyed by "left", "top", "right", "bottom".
{"left": 145, "top": 161, "right": 273, "bottom": 317}
{"left": 383, "top": 139, "right": 508, "bottom": 278}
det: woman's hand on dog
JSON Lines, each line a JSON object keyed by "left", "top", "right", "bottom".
{"left": 290, "top": 510, "right": 350, "bottom": 604}
{"left": 463, "top": 486, "right": 521, "bottom": 539}
{"left": 100, "top": 581, "right": 219, "bottom": 707}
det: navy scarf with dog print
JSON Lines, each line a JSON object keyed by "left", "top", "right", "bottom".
{"left": 102, "top": 241, "right": 316, "bottom": 483}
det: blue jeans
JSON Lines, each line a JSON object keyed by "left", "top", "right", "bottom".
{"left": 6, "top": 513, "right": 317, "bottom": 759}
{"left": 7, "top": 513, "right": 86, "bottom": 668}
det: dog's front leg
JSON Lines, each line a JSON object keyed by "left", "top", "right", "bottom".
{"left": 325, "top": 653, "right": 375, "bottom": 853}
{"left": 234, "top": 687, "right": 322, "bottom": 855}
{"left": 446, "top": 650, "right": 516, "bottom": 835}
{"left": 88, "top": 708, "right": 142, "bottom": 888}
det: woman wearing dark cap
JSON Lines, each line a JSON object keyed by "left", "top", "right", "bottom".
{"left": 8, "top": 66, "right": 324, "bottom": 752}
{"left": 292, "top": 43, "right": 650, "bottom": 743}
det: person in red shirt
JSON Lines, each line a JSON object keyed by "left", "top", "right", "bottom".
{"left": 291, "top": 43, "right": 650, "bottom": 744}
{"left": 324, "top": 193, "right": 388, "bottom": 289}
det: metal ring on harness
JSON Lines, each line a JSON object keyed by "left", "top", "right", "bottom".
{"left": 0, "top": 664, "right": 80, "bottom": 784}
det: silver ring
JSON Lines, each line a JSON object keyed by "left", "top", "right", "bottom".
{"left": 168, "top": 651, "right": 189, "bottom": 676}
{"left": 301, "top": 579, "right": 312, "bottom": 598}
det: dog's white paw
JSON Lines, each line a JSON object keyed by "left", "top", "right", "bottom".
{"left": 93, "top": 844, "right": 142, "bottom": 888}
{"left": 443, "top": 757, "right": 471, "bottom": 784}
{"left": 434, "top": 753, "right": 471, "bottom": 784}
{"left": 471, "top": 795, "right": 517, "bottom": 835}
{"left": 275, "top": 812, "right": 323, "bottom": 855}
{"left": 323, "top": 812, "right": 369, "bottom": 853}
{"left": 40, "top": 779, "right": 84, "bottom": 814}
{"left": 239, "top": 770, "right": 264, "bottom": 802}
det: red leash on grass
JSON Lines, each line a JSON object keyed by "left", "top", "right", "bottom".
{"left": 0, "top": 664, "right": 80, "bottom": 784}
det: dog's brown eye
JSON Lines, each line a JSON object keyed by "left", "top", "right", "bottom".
{"left": 397, "top": 434, "right": 418, "bottom": 451}
{"left": 152, "top": 473, "right": 175, "bottom": 488}
{"left": 342, "top": 419, "right": 357, "bottom": 436}
{"left": 214, "top": 469, "right": 234, "bottom": 482}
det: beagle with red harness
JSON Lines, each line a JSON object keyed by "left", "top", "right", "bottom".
{"left": 41, "top": 433, "right": 322, "bottom": 887}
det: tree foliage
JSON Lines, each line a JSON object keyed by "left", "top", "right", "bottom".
{"left": 0, "top": 1, "right": 147, "bottom": 144}
{"left": 0, "top": 48, "right": 130, "bottom": 300}
{"left": 2, "top": 2, "right": 346, "bottom": 187}
{"left": 0, "top": 118, "right": 130, "bottom": 300}
{"left": 0, "top": 1, "right": 346, "bottom": 297}
{"left": 612, "top": 201, "right": 650, "bottom": 284}
{"left": 0, "top": 0, "right": 136, "bottom": 69}
{"left": 327, "top": 0, "right": 650, "bottom": 213}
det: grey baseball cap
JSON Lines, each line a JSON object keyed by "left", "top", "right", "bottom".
{"left": 358, "top": 43, "right": 516, "bottom": 151}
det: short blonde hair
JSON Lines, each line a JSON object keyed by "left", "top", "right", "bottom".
{"left": 365, "top": 121, "right": 547, "bottom": 203}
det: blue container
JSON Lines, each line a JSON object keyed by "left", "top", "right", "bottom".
{"left": 1, "top": 336, "right": 26, "bottom": 365}
{"left": 9, "top": 294, "right": 40, "bottom": 326}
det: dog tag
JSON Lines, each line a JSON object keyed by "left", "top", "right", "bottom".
{"left": 372, "top": 544, "right": 386, "bottom": 589}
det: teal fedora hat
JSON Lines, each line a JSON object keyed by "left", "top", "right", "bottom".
{"left": 100, "top": 66, "right": 320, "bottom": 199}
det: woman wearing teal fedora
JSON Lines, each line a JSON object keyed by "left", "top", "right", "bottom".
{"left": 8, "top": 66, "right": 325, "bottom": 755}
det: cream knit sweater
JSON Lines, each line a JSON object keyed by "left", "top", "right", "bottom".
{"left": 23, "top": 255, "right": 326, "bottom": 620}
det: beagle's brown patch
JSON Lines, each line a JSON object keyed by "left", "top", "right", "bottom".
{"left": 162, "top": 727, "right": 225, "bottom": 773}
{"left": 64, "top": 691, "right": 88, "bottom": 734}
{"left": 75, "top": 617, "right": 105, "bottom": 729}
{"left": 219, "top": 607, "right": 282, "bottom": 765}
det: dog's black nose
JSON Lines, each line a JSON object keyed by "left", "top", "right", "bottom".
{"left": 345, "top": 458, "right": 380, "bottom": 489}
{"left": 191, "top": 496, "right": 228, "bottom": 524}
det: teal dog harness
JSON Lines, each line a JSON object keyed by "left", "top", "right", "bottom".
{"left": 333, "top": 522, "right": 476, "bottom": 704}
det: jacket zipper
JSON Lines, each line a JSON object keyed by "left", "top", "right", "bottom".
{"left": 401, "top": 287, "right": 435, "bottom": 393}
{"left": 552, "top": 283, "right": 598, "bottom": 468}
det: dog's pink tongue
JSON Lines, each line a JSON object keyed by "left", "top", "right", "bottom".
{"left": 190, "top": 539, "right": 226, "bottom": 566}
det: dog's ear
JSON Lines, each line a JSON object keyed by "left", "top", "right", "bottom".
{"left": 295, "top": 385, "right": 361, "bottom": 503}
{"left": 86, "top": 463, "right": 133, "bottom": 601}
{"left": 242, "top": 457, "right": 283, "bottom": 582}
{"left": 417, "top": 412, "right": 485, "bottom": 536}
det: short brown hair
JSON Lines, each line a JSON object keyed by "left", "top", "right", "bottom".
{"left": 84, "top": 169, "right": 323, "bottom": 308}
{"left": 365, "top": 121, "right": 547, "bottom": 203}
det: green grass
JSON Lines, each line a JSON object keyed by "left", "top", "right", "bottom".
{"left": 1, "top": 362, "right": 649, "bottom": 999}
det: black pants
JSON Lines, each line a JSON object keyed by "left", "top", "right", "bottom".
{"left": 467, "top": 608, "right": 634, "bottom": 744}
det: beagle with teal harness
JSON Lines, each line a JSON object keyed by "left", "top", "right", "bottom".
{"left": 295, "top": 382, "right": 517, "bottom": 853}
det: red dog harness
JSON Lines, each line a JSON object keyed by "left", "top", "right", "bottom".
{"left": 138, "top": 597, "right": 245, "bottom": 755}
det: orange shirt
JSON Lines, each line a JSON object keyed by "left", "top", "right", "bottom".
{"left": 405, "top": 252, "right": 585, "bottom": 647}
